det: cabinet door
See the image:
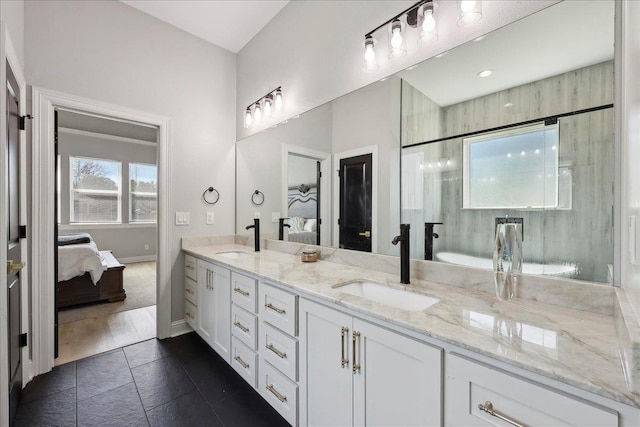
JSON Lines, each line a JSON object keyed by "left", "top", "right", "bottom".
{"left": 212, "top": 264, "right": 231, "bottom": 362}
{"left": 299, "top": 299, "right": 353, "bottom": 427}
{"left": 352, "top": 319, "right": 442, "bottom": 427}
{"left": 197, "top": 261, "right": 215, "bottom": 345}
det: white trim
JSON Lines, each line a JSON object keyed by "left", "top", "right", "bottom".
{"left": 281, "top": 144, "right": 331, "bottom": 246}
{"left": 59, "top": 223, "right": 157, "bottom": 230}
{"left": 58, "top": 127, "right": 157, "bottom": 147}
{"left": 119, "top": 255, "right": 157, "bottom": 264}
{"left": 170, "top": 319, "right": 193, "bottom": 337}
{"left": 31, "top": 87, "right": 172, "bottom": 381}
{"left": 333, "top": 146, "right": 379, "bottom": 253}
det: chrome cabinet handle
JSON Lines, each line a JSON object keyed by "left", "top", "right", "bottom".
{"left": 186, "top": 264, "right": 194, "bottom": 270}
{"left": 352, "top": 331, "right": 361, "bottom": 374}
{"left": 185, "top": 312, "right": 194, "bottom": 320}
{"left": 234, "top": 321, "right": 250, "bottom": 333}
{"left": 341, "top": 327, "right": 349, "bottom": 368}
{"left": 186, "top": 287, "right": 195, "bottom": 295}
{"left": 265, "top": 302, "right": 286, "bottom": 315}
{"left": 234, "top": 287, "right": 250, "bottom": 297}
{"left": 234, "top": 355, "right": 250, "bottom": 369}
{"left": 266, "top": 384, "right": 287, "bottom": 403}
{"left": 478, "top": 401, "right": 525, "bottom": 427}
{"left": 266, "top": 343, "right": 287, "bottom": 359}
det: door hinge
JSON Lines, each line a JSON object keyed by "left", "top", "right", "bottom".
{"left": 19, "top": 225, "right": 27, "bottom": 239}
{"left": 19, "top": 115, "right": 33, "bottom": 130}
{"left": 19, "top": 333, "right": 27, "bottom": 348}
{"left": 318, "top": 218, "right": 322, "bottom": 225}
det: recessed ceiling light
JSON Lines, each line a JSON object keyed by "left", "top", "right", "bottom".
{"left": 507, "top": 153, "right": 512, "bottom": 158}
{"left": 405, "top": 65, "right": 418, "bottom": 71}
{"left": 504, "top": 102, "right": 513, "bottom": 108}
{"left": 379, "top": 77, "right": 388, "bottom": 82}
{"left": 473, "top": 35, "right": 486, "bottom": 42}
{"left": 477, "top": 69, "right": 493, "bottom": 77}
{"left": 435, "top": 51, "right": 448, "bottom": 58}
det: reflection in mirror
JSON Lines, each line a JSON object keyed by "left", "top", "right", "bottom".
{"left": 286, "top": 153, "right": 321, "bottom": 245}
{"left": 400, "top": 1, "right": 614, "bottom": 283}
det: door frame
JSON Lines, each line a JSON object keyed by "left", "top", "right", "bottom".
{"left": 281, "top": 144, "right": 331, "bottom": 246}
{"left": 333, "top": 145, "right": 378, "bottom": 252}
{"left": 1, "top": 22, "right": 27, "bottom": 427}
{"left": 30, "top": 87, "right": 172, "bottom": 378}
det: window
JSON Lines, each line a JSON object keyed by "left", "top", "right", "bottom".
{"left": 463, "top": 123, "right": 560, "bottom": 209}
{"left": 130, "top": 163, "right": 158, "bottom": 222}
{"left": 70, "top": 157, "right": 121, "bottom": 223}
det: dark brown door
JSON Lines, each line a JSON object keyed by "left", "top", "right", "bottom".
{"left": 6, "top": 59, "right": 23, "bottom": 425}
{"left": 339, "top": 154, "right": 372, "bottom": 252}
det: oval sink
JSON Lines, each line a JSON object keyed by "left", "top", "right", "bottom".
{"left": 216, "top": 251, "right": 254, "bottom": 260}
{"left": 333, "top": 280, "right": 439, "bottom": 311}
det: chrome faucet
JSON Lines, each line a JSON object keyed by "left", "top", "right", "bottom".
{"left": 246, "top": 218, "right": 260, "bottom": 252}
{"left": 278, "top": 218, "right": 290, "bottom": 241}
{"left": 392, "top": 224, "right": 410, "bottom": 284}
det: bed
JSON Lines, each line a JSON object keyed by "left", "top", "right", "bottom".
{"left": 57, "top": 233, "right": 126, "bottom": 308}
{"left": 287, "top": 185, "right": 319, "bottom": 244}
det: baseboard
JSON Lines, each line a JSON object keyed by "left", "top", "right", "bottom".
{"left": 170, "top": 320, "right": 193, "bottom": 337}
{"left": 119, "top": 255, "right": 157, "bottom": 264}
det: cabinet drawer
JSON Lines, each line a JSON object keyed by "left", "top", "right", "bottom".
{"left": 185, "top": 277, "right": 197, "bottom": 305}
{"left": 446, "top": 354, "right": 618, "bottom": 427}
{"left": 231, "top": 304, "right": 258, "bottom": 350}
{"left": 260, "top": 359, "right": 298, "bottom": 427}
{"left": 259, "top": 283, "right": 298, "bottom": 336}
{"left": 184, "top": 254, "right": 197, "bottom": 280}
{"left": 260, "top": 321, "right": 298, "bottom": 381}
{"left": 231, "top": 337, "right": 257, "bottom": 389}
{"left": 231, "top": 272, "right": 257, "bottom": 313}
{"left": 185, "top": 299, "right": 197, "bottom": 329}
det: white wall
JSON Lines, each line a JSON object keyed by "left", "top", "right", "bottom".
{"left": 620, "top": 0, "right": 640, "bottom": 318}
{"left": 0, "top": 0, "right": 24, "bottom": 69}
{"left": 236, "top": 0, "right": 558, "bottom": 139}
{"left": 25, "top": 0, "right": 236, "bottom": 321}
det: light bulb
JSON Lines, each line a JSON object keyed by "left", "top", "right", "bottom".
{"left": 391, "top": 27, "right": 402, "bottom": 49}
{"left": 458, "top": 0, "right": 482, "bottom": 26}
{"left": 363, "top": 36, "right": 379, "bottom": 71}
{"left": 364, "top": 44, "right": 375, "bottom": 63}
{"left": 254, "top": 103, "right": 262, "bottom": 122}
{"left": 274, "top": 89, "right": 283, "bottom": 110}
{"left": 446, "top": 159, "right": 451, "bottom": 166}
{"left": 423, "top": 10, "right": 436, "bottom": 32}
{"left": 460, "top": 0, "right": 476, "bottom": 13}
{"left": 264, "top": 97, "right": 272, "bottom": 117}
{"left": 244, "top": 108, "right": 253, "bottom": 127}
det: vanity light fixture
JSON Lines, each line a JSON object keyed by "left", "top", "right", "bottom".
{"left": 363, "top": 35, "right": 379, "bottom": 71}
{"left": 244, "top": 86, "right": 283, "bottom": 128}
{"left": 458, "top": 0, "right": 482, "bottom": 27}
{"left": 417, "top": 1, "right": 438, "bottom": 45}
{"left": 388, "top": 19, "right": 407, "bottom": 58}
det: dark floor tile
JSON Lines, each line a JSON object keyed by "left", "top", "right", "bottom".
{"left": 13, "top": 387, "right": 76, "bottom": 427}
{"left": 124, "top": 338, "right": 171, "bottom": 369}
{"left": 132, "top": 356, "right": 195, "bottom": 410}
{"left": 211, "top": 387, "right": 290, "bottom": 427}
{"left": 78, "top": 382, "right": 149, "bottom": 427}
{"left": 161, "top": 332, "right": 212, "bottom": 364}
{"left": 21, "top": 361, "right": 76, "bottom": 403}
{"left": 146, "top": 391, "right": 223, "bottom": 427}
{"left": 77, "top": 349, "right": 133, "bottom": 400}
{"left": 181, "top": 351, "right": 247, "bottom": 405}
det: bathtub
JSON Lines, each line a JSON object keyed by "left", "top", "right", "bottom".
{"left": 435, "top": 252, "right": 577, "bottom": 278}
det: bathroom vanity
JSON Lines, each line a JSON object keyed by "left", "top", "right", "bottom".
{"left": 182, "top": 238, "right": 640, "bottom": 427}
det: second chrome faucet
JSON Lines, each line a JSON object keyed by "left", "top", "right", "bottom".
{"left": 392, "top": 224, "right": 411, "bottom": 284}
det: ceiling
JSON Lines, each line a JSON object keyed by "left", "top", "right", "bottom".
{"left": 120, "top": 0, "right": 289, "bottom": 53}
{"left": 398, "top": 0, "right": 614, "bottom": 107}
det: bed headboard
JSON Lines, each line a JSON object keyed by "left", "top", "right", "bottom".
{"left": 288, "top": 186, "right": 317, "bottom": 219}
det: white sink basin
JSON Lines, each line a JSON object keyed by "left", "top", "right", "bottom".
{"left": 216, "top": 251, "right": 254, "bottom": 260}
{"left": 333, "top": 280, "right": 439, "bottom": 311}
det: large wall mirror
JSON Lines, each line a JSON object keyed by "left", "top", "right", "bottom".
{"left": 236, "top": 0, "right": 615, "bottom": 285}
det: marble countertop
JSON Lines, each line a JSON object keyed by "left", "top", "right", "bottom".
{"left": 183, "top": 243, "right": 640, "bottom": 409}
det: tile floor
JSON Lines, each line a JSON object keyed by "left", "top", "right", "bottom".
{"left": 56, "top": 306, "right": 157, "bottom": 366}
{"left": 15, "top": 333, "right": 290, "bottom": 427}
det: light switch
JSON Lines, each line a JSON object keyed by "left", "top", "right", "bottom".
{"left": 206, "top": 212, "right": 215, "bottom": 225}
{"left": 176, "top": 212, "right": 190, "bottom": 225}
{"left": 272, "top": 212, "right": 280, "bottom": 223}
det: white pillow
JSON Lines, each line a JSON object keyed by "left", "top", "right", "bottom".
{"left": 303, "top": 218, "right": 317, "bottom": 232}
{"left": 289, "top": 217, "right": 306, "bottom": 232}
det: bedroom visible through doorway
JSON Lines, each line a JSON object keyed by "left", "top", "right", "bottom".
{"left": 54, "top": 110, "right": 159, "bottom": 365}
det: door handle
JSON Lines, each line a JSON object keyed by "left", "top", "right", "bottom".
{"left": 358, "top": 231, "right": 371, "bottom": 238}
{"left": 7, "top": 260, "right": 25, "bottom": 274}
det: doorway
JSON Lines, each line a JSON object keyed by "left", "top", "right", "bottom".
{"left": 54, "top": 109, "right": 159, "bottom": 365}
{"left": 338, "top": 153, "right": 373, "bottom": 252}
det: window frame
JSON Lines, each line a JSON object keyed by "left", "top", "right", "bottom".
{"left": 69, "top": 155, "right": 122, "bottom": 224}
{"left": 129, "top": 162, "right": 158, "bottom": 224}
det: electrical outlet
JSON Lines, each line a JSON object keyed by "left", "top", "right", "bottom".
{"left": 254, "top": 212, "right": 261, "bottom": 219}
{"left": 144, "top": 244, "right": 149, "bottom": 251}
{"left": 272, "top": 212, "right": 280, "bottom": 223}
{"left": 175, "top": 212, "right": 190, "bottom": 225}
{"left": 206, "top": 212, "right": 215, "bottom": 225}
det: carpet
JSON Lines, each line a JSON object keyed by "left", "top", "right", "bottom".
{"left": 59, "top": 261, "right": 157, "bottom": 324}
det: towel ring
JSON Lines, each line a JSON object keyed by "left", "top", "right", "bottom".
{"left": 251, "top": 190, "right": 265, "bottom": 206}
{"left": 202, "top": 187, "right": 220, "bottom": 205}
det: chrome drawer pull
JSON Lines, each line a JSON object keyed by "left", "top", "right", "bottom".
{"left": 185, "top": 312, "right": 194, "bottom": 320}
{"left": 478, "top": 401, "right": 525, "bottom": 427}
{"left": 234, "top": 321, "right": 250, "bottom": 333}
{"left": 266, "top": 344, "right": 287, "bottom": 359}
{"left": 234, "top": 287, "right": 250, "bottom": 297}
{"left": 265, "top": 302, "right": 286, "bottom": 315}
{"left": 266, "top": 384, "right": 287, "bottom": 403}
{"left": 186, "top": 288, "right": 195, "bottom": 295}
{"left": 234, "top": 355, "right": 250, "bottom": 369}
{"left": 352, "top": 331, "right": 361, "bottom": 374}
{"left": 341, "top": 327, "right": 349, "bottom": 368}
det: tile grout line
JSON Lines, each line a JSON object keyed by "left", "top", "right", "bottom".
{"left": 122, "top": 342, "right": 152, "bottom": 426}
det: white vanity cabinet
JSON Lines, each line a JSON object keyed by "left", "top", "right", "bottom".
{"left": 299, "top": 299, "right": 443, "bottom": 427}
{"left": 445, "top": 354, "right": 618, "bottom": 427}
{"left": 196, "top": 258, "right": 231, "bottom": 362}
{"left": 230, "top": 271, "right": 259, "bottom": 388}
